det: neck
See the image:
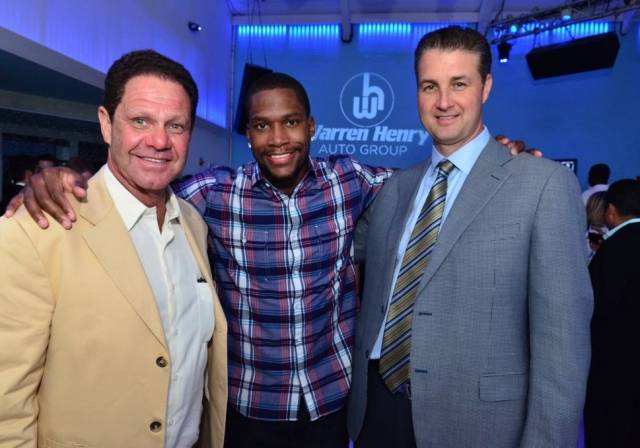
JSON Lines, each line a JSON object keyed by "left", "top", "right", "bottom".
{"left": 155, "top": 201, "right": 167, "bottom": 231}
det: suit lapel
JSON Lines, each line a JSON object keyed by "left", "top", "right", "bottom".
{"left": 419, "top": 141, "right": 512, "bottom": 288}
{"left": 388, "top": 159, "right": 432, "bottom": 252}
{"left": 80, "top": 174, "right": 167, "bottom": 349}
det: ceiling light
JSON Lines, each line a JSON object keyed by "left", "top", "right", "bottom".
{"left": 497, "top": 41, "right": 513, "bottom": 63}
{"left": 188, "top": 21, "right": 202, "bottom": 32}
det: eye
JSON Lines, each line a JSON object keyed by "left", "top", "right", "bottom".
{"left": 452, "top": 81, "right": 467, "bottom": 90}
{"left": 253, "top": 121, "right": 268, "bottom": 131}
{"left": 132, "top": 117, "right": 147, "bottom": 127}
{"left": 422, "top": 84, "right": 436, "bottom": 93}
{"left": 285, "top": 118, "right": 300, "bottom": 127}
{"left": 168, "top": 122, "right": 186, "bottom": 134}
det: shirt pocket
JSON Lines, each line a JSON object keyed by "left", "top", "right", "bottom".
{"left": 196, "top": 282, "right": 215, "bottom": 343}
{"left": 311, "top": 216, "right": 354, "bottom": 263}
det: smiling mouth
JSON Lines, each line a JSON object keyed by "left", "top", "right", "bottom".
{"left": 265, "top": 148, "right": 298, "bottom": 162}
{"left": 139, "top": 156, "right": 169, "bottom": 164}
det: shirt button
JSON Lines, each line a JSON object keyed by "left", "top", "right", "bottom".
{"left": 156, "top": 356, "right": 168, "bottom": 368}
{"left": 150, "top": 420, "right": 162, "bottom": 432}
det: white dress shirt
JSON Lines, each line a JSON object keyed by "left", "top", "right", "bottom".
{"left": 370, "top": 128, "right": 490, "bottom": 359}
{"left": 582, "top": 183, "right": 608, "bottom": 205}
{"left": 103, "top": 166, "right": 214, "bottom": 447}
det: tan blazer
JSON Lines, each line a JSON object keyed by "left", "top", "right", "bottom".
{"left": 0, "top": 173, "right": 227, "bottom": 448}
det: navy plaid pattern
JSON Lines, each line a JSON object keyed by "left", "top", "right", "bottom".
{"left": 173, "top": 156, "right": 392, "bottom": 421}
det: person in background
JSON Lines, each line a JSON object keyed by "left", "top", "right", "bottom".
{"left": 585, "top": 179, "right": 640, "bottom": 448}
{"left": 35, "top": 153, "right": 58, "bottom": 172}
{"left": 582, "top": 163, "right": 610, "bottom": 205}
{"left": 586, "top": 191, "right": 608, "bottom": 257}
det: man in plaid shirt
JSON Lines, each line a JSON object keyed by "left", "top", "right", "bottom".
{"left": 11, "top": 72, "right": 393, "bottom": 447}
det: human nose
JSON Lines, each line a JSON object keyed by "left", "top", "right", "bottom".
{"left": 145, "top": 125, "right": 170, "bottom": 149}
{"left": 268, "top": 123, "right": 289, "bottom": 146}
{"left": 435, "top": 89, "right": 452, "bottom": 110}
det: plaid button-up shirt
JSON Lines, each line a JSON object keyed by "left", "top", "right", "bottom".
{"left": 174, "top": 156, "right": 393, "bottom": 421}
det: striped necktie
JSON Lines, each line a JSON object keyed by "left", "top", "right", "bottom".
{"left": 379, "top": 159, "right": 455, "bottom": 394}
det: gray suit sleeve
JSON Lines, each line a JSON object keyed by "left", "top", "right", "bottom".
{"left": 354, "top": 205, "right": 371, "bottom": 265}
{"left": 520, "top": 165, "right": 593, "bottom": 447}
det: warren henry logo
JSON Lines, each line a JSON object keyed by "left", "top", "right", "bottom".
{"left": 340, "top": 72, "right": 395, "bottom": 128}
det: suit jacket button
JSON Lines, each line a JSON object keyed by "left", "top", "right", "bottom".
{"left": 156, "top": 356, "right": 168, "bottom": 368}
{"left": 150, "top": 420, "right": 162, "bottom": 432}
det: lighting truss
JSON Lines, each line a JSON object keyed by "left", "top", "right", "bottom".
{"left": 489, "top": 0, "right": 640, "bottom": 44}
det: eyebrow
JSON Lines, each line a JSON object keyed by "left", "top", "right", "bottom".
{"left": 249, "top": 112, "right": 304, "bottom": 122}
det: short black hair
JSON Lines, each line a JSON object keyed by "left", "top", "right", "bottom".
{"left": 244, "top": 72, "right": 311, "bottom": 120}
{"left": 414, "top": 26, "right": 492, "bottom": 84}
{"left": 606, "top": 179, "right": 640, "bottom": 218}
{"left": 103, "top": 49, "right": 198, "bottom": 129}
{"left": 588, "top": 163, "right": 611, "bottom": 186}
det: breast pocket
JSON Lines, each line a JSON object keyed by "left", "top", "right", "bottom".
{"left": 196, "top": 283, "right": 215, "bottom": 343}
{"left": 311, "top": 217, "right": 354, "bottom": 263}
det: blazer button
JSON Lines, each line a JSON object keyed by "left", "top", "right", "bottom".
{"left": 150, "top": 420, "right": 162, "bottom": 432}
{"left": 156, "top": 356, "right": 168, "bottom": 368}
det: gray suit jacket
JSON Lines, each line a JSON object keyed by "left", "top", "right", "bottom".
{"left": 347, "top": 140, "right": 593, "bottom": 447}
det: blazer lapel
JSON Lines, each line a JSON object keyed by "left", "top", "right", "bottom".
{"left": 80, "top": 174, "right": 167, "bottom": 349}
{"left": 388, "top": 159, "right": 432, "bottom": 252}
{"left": 419, "top": 141, "right": 512, "bottom": 287}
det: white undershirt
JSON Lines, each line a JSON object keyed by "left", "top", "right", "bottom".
{"left": 103, "top": 166, "right": 214, "bottom": 447}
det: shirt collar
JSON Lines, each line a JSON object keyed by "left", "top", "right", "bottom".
{"left": 604, "top": 217, "right": 640, "bottom": 240}
{"left": 102, "top": 164, "right": 181, "bottom": 231}
{"left": 429, "top": 126, "right": 490, "bottom": 175}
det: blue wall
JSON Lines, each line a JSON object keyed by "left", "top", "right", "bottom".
{"left": 233, "top": 23, "right": 640, "bottom": 188}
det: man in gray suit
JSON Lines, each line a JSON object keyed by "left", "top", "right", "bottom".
{"left": 347, "top": 26, "right": 592, "bottom": 447}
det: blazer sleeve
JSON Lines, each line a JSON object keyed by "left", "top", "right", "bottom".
{"left": 520, "top": 165, "right": 593, "bottom": 447}
{"left": 0, "top": 217, "right": 55, "bottom": 447}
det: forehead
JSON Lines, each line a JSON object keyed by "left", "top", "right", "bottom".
{"left": 417, "top": 49, "right": 482, "bottom": 79}
{"left": 119, "top": 74, "right": 191, "bottom": 111}
{"left": 248, "top": 88, "right": 305, "bottom": 117}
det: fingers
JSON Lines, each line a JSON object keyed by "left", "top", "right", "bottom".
{"left": 3, "top": 192, "right": 24, "bottom": 218}
{"left": 25, "top": 169, "right": 73, "bottom": 229}
{"left": 22, "top": 180, "right": 51, "bottom": 229}
{"left": 527, "top": 148, "right": 544, "bottom": 158}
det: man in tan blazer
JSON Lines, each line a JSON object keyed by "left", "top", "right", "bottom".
{"left": 0, "top": 50, "right": 227, "bottom": 447}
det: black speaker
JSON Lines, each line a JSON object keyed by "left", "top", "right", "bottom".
{"left": 233, "top": 64, "right": 273, "bottom": 134}
{"left": 526, "top": 32, "right": 620, "bottom": 80}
